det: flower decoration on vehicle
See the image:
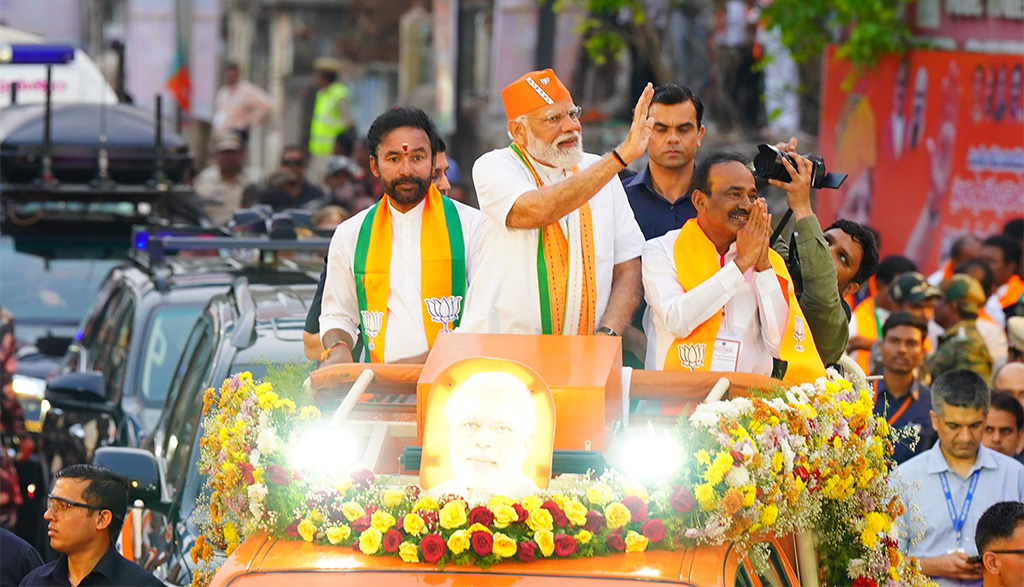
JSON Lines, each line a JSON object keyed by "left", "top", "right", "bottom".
{"left": 189, "top": 371, "right": 931, "bottom": 587}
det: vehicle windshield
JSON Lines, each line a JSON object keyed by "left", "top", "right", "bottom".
{"left": 137, "top": 304, "right": 204, "bottom": 407}
{"left": 0, "top": 235, "right": 122, "bottom": 327}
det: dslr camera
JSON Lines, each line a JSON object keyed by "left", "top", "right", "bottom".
{"left": 753, "top": 144, "right": 847, "bottom": 189}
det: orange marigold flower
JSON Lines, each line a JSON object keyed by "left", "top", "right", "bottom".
{"left": 722, "top": 488, "right": 744, "bottom": 516}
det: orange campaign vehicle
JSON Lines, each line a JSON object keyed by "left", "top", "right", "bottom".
{"left": 107, "top": 333, "right": 933, "bottom": 587}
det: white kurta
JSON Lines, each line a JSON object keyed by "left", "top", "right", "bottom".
{"left": 642, "top": 228, "right": 789, "bottom": 374}
{"left": 460, "top": 147, "right": 644, "bottom": 334}
{"left": 319, "top": 197, "right": 482, "bottom": 362}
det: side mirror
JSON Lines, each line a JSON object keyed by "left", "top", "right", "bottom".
{"left": 44, "top": 371, "right": 111, "bottom": 412}
{"left": 93, "top": 447, "right": 166, "bottom": 512}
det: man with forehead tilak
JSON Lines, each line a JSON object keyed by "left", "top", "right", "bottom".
{"left": 459, "top": 70, "right": 646, "bottom": 338}
{"left": 319, "top": 107, "right": 481, "bottom": 365}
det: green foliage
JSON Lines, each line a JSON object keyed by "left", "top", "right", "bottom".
{"left": 760, "top": 0, "right": 913, "bottom": 68}
{"left": 262, "top": 360, "right": 316, "bottom": 402}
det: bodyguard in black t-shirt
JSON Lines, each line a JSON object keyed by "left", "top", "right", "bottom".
{"left": 2, "top": 528, "right": 42, "bottom": 586}
{"left": 19, "top": 465, "right": 161, "bottom": 587}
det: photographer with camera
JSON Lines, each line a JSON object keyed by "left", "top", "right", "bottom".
{"left": 765, "top": 140, "right": 880, "bottom": 366}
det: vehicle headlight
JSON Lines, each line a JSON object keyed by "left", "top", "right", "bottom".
{"left": 12, "top": 374, "right": 46, "bottom": 401}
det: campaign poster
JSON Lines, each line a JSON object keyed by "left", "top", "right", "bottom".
{"left": 817, "top": 46, "right": 1024, "bottom": 274}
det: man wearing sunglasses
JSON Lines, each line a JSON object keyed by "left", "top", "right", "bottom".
{"left": 258, "top": 145, "right": 328, "bottom": 212}
{"left": 461, "top": 69, "right": 647, "bottom": 339}
{"left": 21, "top": 464, "right": 161, "bottom": 586}
{"left": 975, "top": 501, "right": 1024, "bottom": 587}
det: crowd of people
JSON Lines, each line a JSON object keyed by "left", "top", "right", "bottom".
{"left": 2, "top": 60, "right": 1023, "bottom": 585}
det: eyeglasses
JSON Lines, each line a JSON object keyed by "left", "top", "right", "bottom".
{"left": 281, "top": 159, "right": 305, "bottom": 167}
{"left": 989, "top": 549, "right": 1024, "bottom": 554}
{"left": 528, "top": 106, "right": 583, "bottom": 128}
{"left": 47, "top": 494, "right": 99, "bottom": 516}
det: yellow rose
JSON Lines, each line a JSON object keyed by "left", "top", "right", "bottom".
{"left": 527, "top": 507, "right": 554, "bottom": 533}
{"left": 382, "top": 489, "right": 406, "bottom": 508}
{"left": 403, "top": 513, "right": 426, "bottom": 536}
{"left": 522, "top": 495, "right": 544, "bottom": 511}
{"left": 371, "top": 510, "right": 396, "bottom": 533}
{"left": 467, "top": 522, "right": 492, "bottom": 535}
{"left": 439, "top": 501, "right": 467, "bottom": 529}
{"left": 604, "top": 502, "right": 632, "bottom": 529}
{"left": 342, "top": 501, "right": 365, "bottom": 522}
{"left": 326, "top": 525, "right": 351, "bottom": 545}
{"left": 447, "top": 530, "right": 470, "bottom": 554}
{"left": 565, "top": 500, "right": 588, "bottom": 526}
{"left": 359, "top": 527, "right": 382, "bottom": 554}
{"left": 399, "top": 541, "right": 419, "bottom": 563}
{"left": 492, "top": 532, "right": 517, "bottom": 558}
{"left": 489, "top": 504, "right": 517, "bottom": 528}
{"left": 586, "top": 484, "right": 613, "bottom": 507}
{"left": 413, "top": 496, "right": 438, "bottom": 512}
{"left": 625, "top": 530, "right": 649, "bottom": 553}
{"left": 575, "top": 530, "right": 592, "bottom": 545}
{"left": 535, "top": 529, "right": 555, "bottom": 557}
{"left": 298, "top": 518, "right": 317, "bottom": 542}
{"left": 623, "top": 482, "right": 649, "bottom": 502}
{"left": 760, "top": 504, "right": 779, "bottom": 527}
{"left": 489, "top": 495, "right": 514, "bottom": 508}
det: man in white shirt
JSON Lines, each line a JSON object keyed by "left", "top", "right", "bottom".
{"left": 319, "top": 107, "right": 481, "bottom": 364}
{"left": 460, "top": 69, "right": 647, "bottom": 338}
{"left": 212, "top": 62, "right": 272, "bottom": 137}
{"left": 642, "top": 152, "right": 792, "bottom": 375}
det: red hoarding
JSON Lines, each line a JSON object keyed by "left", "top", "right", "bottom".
{"left": 817, "top": 46, "right": 1024, "bottom": 273}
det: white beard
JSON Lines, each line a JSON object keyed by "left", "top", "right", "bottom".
{"left": 524, "top": 126, "right": 583, "bottom": 170}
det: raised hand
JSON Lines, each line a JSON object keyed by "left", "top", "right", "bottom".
{"left": 616, "top": 83, "right": 656, "bottom": 163}
{"left": 768, "top": 153, "right": 814, "bottom": 219}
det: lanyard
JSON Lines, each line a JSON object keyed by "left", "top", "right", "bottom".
{"left": 939, "top": 469, "right": 981, "bottom": 546}
{"left": 873, "top": 380, "right": 916, "bottom": 425}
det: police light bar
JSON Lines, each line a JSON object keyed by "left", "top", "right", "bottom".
{"left": 0, "top": 44, "right": 76, "bottom": 65}
{"left": 130, "top": 225, "right": 330, "bottom": 267}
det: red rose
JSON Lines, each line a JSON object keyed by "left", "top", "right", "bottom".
{"left": 542, "top": 501, "right": 568, "bottom": 527}
{"left": 730, "top": 450, "right": 744, "bottom": 463}
{"left": 517, "top": 540, "right": 536, "bottom": 562}
{"left": 405, "top": 485, "right": 421, "bottom": 502}
{"left": 292, "top": 469, "right": 304, "bottom": 482}
{"left": 285, "top": 522, "right": 300, "bottom": 537}
{"left": 640, "top": 518, "right": 666, "bottom": 543}
{"left": 351, "top": 469, "right": 376, "bottom": 489}
{"left": 851, "top": 578, "right": 877, "bottom": 587}
{"left": 383, "top": 528, "right": 402, "bottom": 553}
{"left": 512, "top": 503, "right": 529, "bottom": 523}
{"left": 471, "top": 530, "right": 493, "bottom": 556}
{"left": 395, "top": 516, "right": 406, "bottom": 534}
{"left": 469, "top": 506, "right": 494, "bottom": 527}
{"left": 351, "top": 514, "right": 371, "bottom": 533}
{"left": 421, "top": 533, "right": 446, "bottom": 563}
{"left": 621, "top": 495, "right": 649, "bottom": 522}
{"left": 606, "top": 533, "right": 626, "bottom": 551}
{"left": 268, "top": 465, "right": 291, "bottom": 485}
{"left": 585, "top": 510, "right": 606, "bottom": 533}
{"left": 670, "top": 485, "right": 695, "bottom": 514}
{"left": 794, "top": 466, "right": 810, "bottom": 481}
{"left": 554, "top": 533, "right": 577, "bottom": 557}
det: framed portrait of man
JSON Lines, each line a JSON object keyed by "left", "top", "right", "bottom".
{"left": 419, "top": 358, "right": 555, "bottom": 502}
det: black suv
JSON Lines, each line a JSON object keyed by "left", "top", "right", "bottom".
{"left": 40, "top": 230, "right": 326, "bottom": 476}
{"left": 94, "top": 278, "right": 316, "bottom": 585}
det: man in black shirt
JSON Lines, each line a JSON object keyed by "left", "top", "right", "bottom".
{"left": 259, "top": 145, "right": 327, "bottom": 212}
{"left": 2, "top": 528, "right": 42, "bottom": 586}
{"left": 20, "top": 464, "right": 161, "bottom": 587}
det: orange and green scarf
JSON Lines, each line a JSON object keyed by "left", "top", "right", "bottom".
{"left": 509, "top": 143, "right": 596, "bottom": 335}
{"left": 353, "top": 184, "right": 465, "bottom": 362}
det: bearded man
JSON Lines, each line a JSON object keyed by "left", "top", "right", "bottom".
{"left": 319, "top": 107, "right": 482, "bottom": 364}
{"left": 460, "top": 69, "right": 647, "bottom": 339}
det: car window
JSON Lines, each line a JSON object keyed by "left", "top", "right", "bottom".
{"left": 91, "top": 295, "right": 135, "bottom": 400}
{"left": 165, "top": 327, "right": 217, "bottom": 487}
{"left": 137, "top": 304, "right": 203, "bottom": 408}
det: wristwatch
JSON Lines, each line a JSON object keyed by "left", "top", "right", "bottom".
{"left": 595, "top": 326, "right": 619, "bottom": 336}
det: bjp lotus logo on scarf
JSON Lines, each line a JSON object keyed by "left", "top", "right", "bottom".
{"left": 793, "top": 316, "right": 806, "bottom": 352}
{"left": 360, "top": 310, "right": 384, "bottom": 349}
{"left": 424, "top": 296, "right": 462, "bottom": 332}
{"left": 677, "top": 343, "right": 706, "bottom": 371}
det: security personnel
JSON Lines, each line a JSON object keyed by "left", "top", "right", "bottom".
{"left": 928, "top": 274, "right": 994, "bottom": 383}
{"left": 308, "top": 58, "right": 354, "bottom": 179}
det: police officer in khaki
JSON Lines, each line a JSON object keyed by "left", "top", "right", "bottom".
{"left": 928, "top": 273, "right": 994, "bottom": 383}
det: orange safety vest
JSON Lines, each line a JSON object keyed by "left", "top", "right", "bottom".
{"left": 662, "top": 219, "right": 826, "bottom": 383}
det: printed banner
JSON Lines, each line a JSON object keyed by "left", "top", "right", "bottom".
{"left": 817, "top": 46, "right": 1024, "bottom": 273}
